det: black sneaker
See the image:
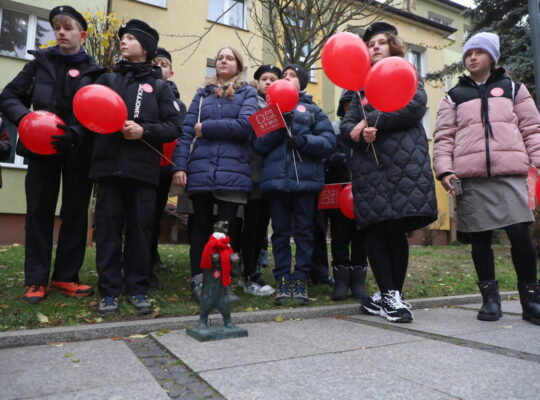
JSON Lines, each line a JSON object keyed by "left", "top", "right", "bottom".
{"left": 292, "top": 280, "right": 309, "bottom": 306}
{"left": 99, "top": 296, "right": 118, "bottom": 316}
{"left": 275, "top": 277, "right": 292, "bottom": 306}
{"left": 381, "top": 290, "right": 413, "bottom": 322}
{"left": 126, "top": 294, "right": 152, "bottom": 315}
{"left": 362, "top": 291, "right": 383, "bottom": 316}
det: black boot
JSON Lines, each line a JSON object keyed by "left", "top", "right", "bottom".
{"left": 331, "top": 265, "right": 350, "bottom": 301}
{"left": 350, "top": 265, "right": 368, "bottom": 301}
{"left": 518, "top": 281, "right": 540, "bottom": 325}
{"left": 477, "top": 280, "right": 502, "bottom": 321}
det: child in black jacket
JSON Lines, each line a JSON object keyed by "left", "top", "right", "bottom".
{"left": 90, "top": 20, "right": 182, "bottom": 316}
{"left": 0, "top": 6, "right": 104, "bottom": 303}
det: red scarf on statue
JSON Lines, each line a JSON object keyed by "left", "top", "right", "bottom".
{"left": 200, "top": 234, "right": 233, "bottom": 286}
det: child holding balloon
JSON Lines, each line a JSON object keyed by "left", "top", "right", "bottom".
{"left": 89, "top": 20, "right": 182, "bottom": 316}
{"left": 434, "top": 32, "right": 540, "bottom": 325}
{"left": 252, "top": 64, "right": 336, "bottom": 306}
{"left": 340, "top": 22, "right": 437, "bottom": 322}
{"left": 0, "top": 6, "right": 104, "bottom": 303}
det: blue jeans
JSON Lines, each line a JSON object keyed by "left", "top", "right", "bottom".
{"left": 267, "top": 191, "right": 317, "bottom": 282}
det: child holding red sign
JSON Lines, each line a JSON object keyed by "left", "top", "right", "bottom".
{"left": 252, "top": 64, "right": 335, "bottom": 306}
{"left": 434, "top": 32, "right": 540, "bottom": 325}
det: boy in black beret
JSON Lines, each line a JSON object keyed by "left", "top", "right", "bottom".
{"left": 148, "top": 47, "right": 187, "bottom": 289}
{"left": 0, "top": 5, "right": 104, "bottom": 304}
{"left": 91, "top": 20, "right": 182, "bottom": 316}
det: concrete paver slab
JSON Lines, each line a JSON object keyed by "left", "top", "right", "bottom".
{"left": 350, "top": 306, "right": 528, "bottom": 336}
{"left": 456, "top": 324, "right": 540, "bottom": 355}
{"left": 153, "top": 317, "right": 421, "bottom": 372}
{"left": 459, "top": 299, "right": 523, "bottom": 314}
{"left": 0, "top": 339, "right": 168, "bottom": 400}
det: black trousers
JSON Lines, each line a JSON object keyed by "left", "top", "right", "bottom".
{"left": 241, "top": 197, "right": 270, "bottom": 278}
{"left": 189, "top": 193, "right": 240, "bottom": 277}
{"left": 267, "top": 191, "right": 317, "bottom": 282}
{"left": 94, "top": 179, "right": 156, "bottom": 297}
{"left": 470, "top": 222, "right": 538, "bottom": 282}
{"left": 24, "top": 155, "right": 92, "bottom": 286}
{"left": 310, "top": 206, "right": 330, "bottom": 281}
{"left": 363, "top": 220, "right": 409, "bottom": 294}
{"left": 328, "top": 209, "right": 367, "bottom": 267}
{"left": 149, "top": 167, "right": 173, "bottom": 267}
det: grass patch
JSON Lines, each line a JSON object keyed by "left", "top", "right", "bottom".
{"left": 0, "top": 243, "right": 518, "bottom": 332}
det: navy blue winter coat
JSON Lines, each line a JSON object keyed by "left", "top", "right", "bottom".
{"left": 172, "top": 83, "right": 258, "bottom": 192}
{"left": 252, "top": 92, "right": 336, "bottom": 192}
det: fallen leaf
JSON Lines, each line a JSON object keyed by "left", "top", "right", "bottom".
{"left": 36, "top": 312, "right": 49, "bottom": 323}
{"left": 111, "top": 336, "right": 124, "bottom": 341}
{"left": 167, "top": 294, "right": 180, "bottom": 302}
{"left": 71, "top": 359, "right": 80, "bottom": 363}
{"left": 274, "top": 315, "right": 285, "bottom": 322}
{"left": 59, "top": 303, "right": 68, "bottom": 308}
{"left": 49, "top": 342, "right": 66, "bottom": 347}
{"left": 0, "top": 304, "right": 10, "bottom": 310}
{"left": 11, "top": 243, "right": 20, "bottom": 247}
{"left": 64, "top": 352, "right": 73, "bottom": 358}
{"left": 245, "top": 307, "right": 254, "bottom": 312}
{"left": 156, "top": 328, "right": 170, "bottom": 336}
{"left": 89, "top": 301, "right": 99, "bottom": 307}
{"left": 501, "top": 325, "right": 513, "bottom": 329}
{"left": 95, "top": 317, "right": 103, "bottom": 323}
{"left": 129, "top": 334, "right": 148, "bottom": 339}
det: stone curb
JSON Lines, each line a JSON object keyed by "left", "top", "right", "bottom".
{"left": 0, "top": 291, "right": 518, "bottom": 349}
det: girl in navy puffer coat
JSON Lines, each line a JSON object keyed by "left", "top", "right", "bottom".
{"left": 172, "top": 47, "right": 258, "bottom": 301}
{"left": 252, "top": 64, "right": 335, "bottom": 306}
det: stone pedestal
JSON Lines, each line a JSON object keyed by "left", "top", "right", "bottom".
{"left": 186, "top": 325, "right": 248, "bottom": 342}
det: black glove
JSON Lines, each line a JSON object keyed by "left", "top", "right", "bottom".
{"left": 288, "top": 135, "right": 306, "bottom": 150}
{"left": 282, "top": 112, "right": 293, "bottom": 128}
{"left": 51, "top": 124, "right": 78, "bottom": 152}
{"left": 329, "top": 152, "right": 347, "bottom": 167}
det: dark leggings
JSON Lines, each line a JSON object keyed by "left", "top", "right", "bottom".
{"left": 470, "top": 222, "right": 537, "bottom": 282}
{"left": 363, "top": 220, "right": 409, "bottom": 294}
{"left": 189, "top": 193, "right": 240, "bottom": 277}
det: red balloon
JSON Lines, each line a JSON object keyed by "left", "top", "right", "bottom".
{"left": 161, "top": 140, "right": 177, "bottom": 166}
{"left": 339, "top": 184, "right": 355, "bottom": 220}
{"left": 18, "top": 111, "right": 65, "bottom": 155}
{"left": 536, "top": 178, "right": 540, "bottom": 205}
{"left": 364, "top": 57, "right": 418, "bottom": 112}
{"left": 266, "top": 79, "right": 299, "bottom": 113}
{"left": 321, "top": 32, "right": 371, "bottom": 91}
{"left": 73, "top": 84, "right": 127, "bottom": 134}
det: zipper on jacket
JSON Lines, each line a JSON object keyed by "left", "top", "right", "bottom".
{"left": 478, "top": 84, "right": 492, "bottom": 177}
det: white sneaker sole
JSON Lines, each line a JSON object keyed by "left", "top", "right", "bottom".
{"left": 243, "top": 285, "right": 275, "bottom": 296}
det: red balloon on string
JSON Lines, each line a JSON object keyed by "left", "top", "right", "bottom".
{"left": 266, "top": 79, "right": 299, "bottom": 113}
{"left": 339, "top": 184, "right": 355, "bottom": 219}
{"left": 73, "top": 84, "right": 128, "bottom": 134}
{"left": 160, "top": 140, "right": 177, "bottom": 166}
{"left": 18, "top": 111, "right": 65, "bottom": 155}
{"left": 535, "top": 178, "right": 540, "bottom": 204}
{"left": 364, "top": 57, "right": 418, "bottom": 112}
{"left": 321, "top": 32, "right": 371, "bottom": 91}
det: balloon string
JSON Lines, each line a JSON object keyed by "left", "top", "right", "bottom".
{"left": 140, "top": 138, "right": 177, "bottom": 167}
{"left": 356, "top": 91, "right": 379, "bottom": 165}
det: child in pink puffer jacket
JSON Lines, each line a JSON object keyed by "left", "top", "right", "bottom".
{"left": 434, "top": 32, "right": 540, "bottom": 326}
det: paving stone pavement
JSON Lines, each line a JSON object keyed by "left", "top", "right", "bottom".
{"left": 1, "top": 300, "right": 539, "bottom": 400}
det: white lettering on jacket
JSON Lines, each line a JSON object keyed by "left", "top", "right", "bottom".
{"left": 133, "top": 84, "right": 145, "bottom": 119}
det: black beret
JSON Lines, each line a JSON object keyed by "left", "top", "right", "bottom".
{"left": 363, "top": 22, "right": 398, "bottom": 43}
{"left": 254, "top": 64, "right": 282, "bottom": 80}
{"left": 155, "top": 47, "right": 172, "bottom": 62}
{"left": 49, "top": 5, "right": 87, "bottom": 31}
{"left": 119, "top": 19, "right": 159, "bottom": 60}
{"left": 282, "top": 63, "right": 309, "bottom": 91}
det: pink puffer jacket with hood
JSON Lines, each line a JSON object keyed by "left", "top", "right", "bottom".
{"left": 433, "top": 68, "right": 540, "bottom": 179}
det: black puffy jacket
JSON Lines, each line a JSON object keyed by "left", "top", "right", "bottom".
{"left": 340, "top": 81, "right": 437, "bottom": 231}
{"left": 0, "top": 47, "right": 104, "bottom": 158}
{"left": 89, "top": 62, "right": 182, "bottom": 186}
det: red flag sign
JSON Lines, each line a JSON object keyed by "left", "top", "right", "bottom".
{"left": 318, "top": 184, "right": 343, "bottom": 209}
{"left": 249, "top": 103, "right": 286, "bottom": 137}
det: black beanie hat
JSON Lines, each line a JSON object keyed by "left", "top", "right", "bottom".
{"left": 337, "top": 90, "right": 355, "bottom": 118}
{"left": 49, "top": 5, "right": 87, "bottom": 31}
{"left": 155, "top": 47, "right": 172, "bottom": 63}
{"left": 119, "top": 19, "right": 159, "bottom": 60}
{"left": 282, "top": 64, "right": 309, "bottom": 91}
{"left": 363, "top": 22, "right": 398, "bottom": 43}
{"left": 254, "top": 64, "right": 282, "bottom": 80}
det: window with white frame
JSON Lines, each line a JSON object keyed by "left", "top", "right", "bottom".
{"left": 428, "top": 11, "right": 455, "bottom": 40}
{"left": 208, "top": 0, "right": 247, "bottom": 30}
{"left": 0, "top": 7, "right": 54, "bottom": 60}
{"left": 206, "top": 58, "right": 216, "bottom": 77}
{"left": 133, "top": 0, "right": 167, "bottom": 7}
{"left": 406, "top": 45, "right": 426, "bottom": 77}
